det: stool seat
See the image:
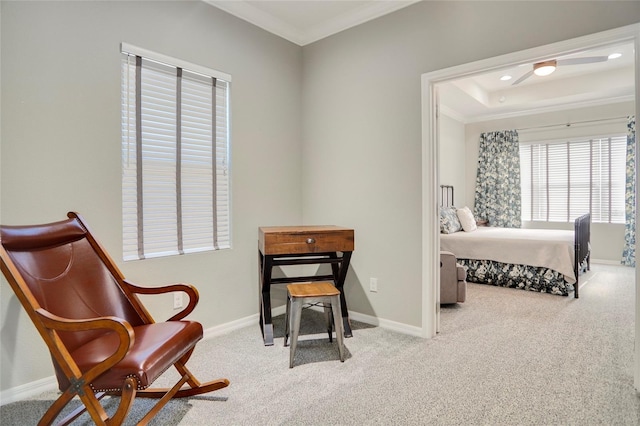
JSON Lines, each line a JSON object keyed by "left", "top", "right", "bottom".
{"left": 287, "top": 282, "right": 340, "bottom": 298}
{"left": 284, "top": 282, "right": 346, "bottom": 368}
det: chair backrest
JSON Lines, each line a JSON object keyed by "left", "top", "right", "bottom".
{"left": 0, "top": 213, "right": 145, "bottom": 353}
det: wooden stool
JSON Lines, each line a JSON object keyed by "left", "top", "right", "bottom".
{"left": 284, "top": 282, "right": 345, "bottom": 368}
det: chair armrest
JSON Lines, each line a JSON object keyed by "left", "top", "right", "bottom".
{"left": 35, "top": 308, "right": 134, "bottom": 386}
{"left": 123, "top": 280, "right": 199, "bottom": 321}
{"left": 440, "top": 251, "right": 457, "bottom": 272}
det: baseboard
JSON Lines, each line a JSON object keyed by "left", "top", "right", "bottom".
{"left": 591, "top": 258, "right": 625, "bottom": 266}
{"left": 348, "top": 311, "right": 424, "bottom": 337}
{"left": 0, "top": 375, "right": 58, "bottom": 406}
{"left": 0, "top": 307, "right": 422, "bottom": 406}
{"left": 201, "top": 305, "right": 287, "bottom": 341}
{"left": 300, "top": 306, "right": 424, "bottom": 337}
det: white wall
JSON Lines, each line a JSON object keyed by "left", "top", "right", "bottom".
{"left": 0, "top": 1, "right": 302, "bottom": 392}
{"left": 439, "top": 114, "right": 467, "bottom": 206}
{"left": 301, "top": 1, "right": 640, "bottom": 327}
{"left": 464, "top": 102, "right": 634, "bottom": 262}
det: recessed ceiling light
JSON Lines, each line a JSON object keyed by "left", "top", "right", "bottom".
{"left": 608, "top": 52, "right": 622, "bottom": 59}
{"left": 500, "top": 75, "right": 512, "bottom": 81}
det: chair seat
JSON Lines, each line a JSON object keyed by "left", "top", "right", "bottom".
{"left": 70, "top": 321, "right": 203, "bottom": 392}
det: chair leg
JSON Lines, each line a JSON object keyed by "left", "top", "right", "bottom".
{"left": 105, "top": 377, "right": 137, "bottom": 425}
{"left": 38, "top": 387, "right": 78, "bottom": 425}
{"left": 330, "top": 295, "right": 345, "bottom": 362}
{"left": 137, "top": 374, "right": 190, "bottom": 425}
{"left": 289, "top": 298, "right": 303, "bottom": 368}
{"left": 48, "top": 393, "right": 107, "bottom": 426}
{"left": 41, "top": 377, "right": 137, "bottom": 426}
{"left": 137, "top": 368, "right": 229, "bottom": 398}
{"left": 137, "top": 353, "right": 229, "bottom": 399}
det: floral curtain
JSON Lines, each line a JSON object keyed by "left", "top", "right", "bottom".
{"left": 473, "top": 130, "right": 521, "bottom": 228}
{"left": 622, "top": 116, "right": 636, "bottom": 267}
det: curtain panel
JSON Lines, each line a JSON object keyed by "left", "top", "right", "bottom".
{"left": 622, "top": 116, "right": 636, "bottom": 267}
{"left": 474, "top": 130, "right": 522, "bottom": 228}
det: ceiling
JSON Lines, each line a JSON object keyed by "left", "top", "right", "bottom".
{"left": 438, "top": 41, "right": 635, "bottom": 123}
{"left": 204, "top": 0, "right": 420, "bottom": 46}
{"left": 205, "top": 1, "right": 635, "bottom": 123}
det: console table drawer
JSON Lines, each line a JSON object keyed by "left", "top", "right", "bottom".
{"left": 259, "top": 226, "right": 354, "bottom": 255}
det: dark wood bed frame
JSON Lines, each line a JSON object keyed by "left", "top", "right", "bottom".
{"left": 439, "top": 185, "right": 591, "bottom": 298}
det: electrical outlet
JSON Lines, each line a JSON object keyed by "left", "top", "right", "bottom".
{"left": 370, "top": 277, "right": 378, "bottom": 293}
{"left": 173, "top": 292, "right": 183, "bottom": 310}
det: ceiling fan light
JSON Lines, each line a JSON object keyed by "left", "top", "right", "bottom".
{"left": 533, "top": 60, "right": 557, "bottom": 76}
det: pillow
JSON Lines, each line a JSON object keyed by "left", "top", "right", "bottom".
{"left": 456, "top": 206, "right": 477, "bottom": 232}
{"left": 440, "top": 206, "right": 462, "bottom": 234}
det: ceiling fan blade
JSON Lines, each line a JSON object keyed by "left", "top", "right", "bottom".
{"left": 512, "top": 69, "right": 534, "bottom": 85}
{"left": 556, "top": 56, "right": 608, "bottom": 66}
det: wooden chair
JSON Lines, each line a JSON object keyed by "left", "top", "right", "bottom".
{"left": 0, "top": 212, "right": 229, "bottom": 425}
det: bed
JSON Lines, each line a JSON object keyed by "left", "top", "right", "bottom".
{"left": 439, "top": 185, "right": 590, "bottom": 298}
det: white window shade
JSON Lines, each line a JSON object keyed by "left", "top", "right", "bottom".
{"left": 547, "top": 143, "right": 568, "bottom": 221}
{"left": 568, "top": 141, "right": 591, "bottom": 221}
{"left": 520, "top": 136, "right": 626, "bottom": 224}
{"left": 121, "top": 48, "right": 231, "bottom": 260}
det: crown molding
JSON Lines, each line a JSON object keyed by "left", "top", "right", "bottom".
{"left": 461, "top": 95, "right": 635, "bottom": 124}
{"left": 440, "top": 96, "right": 634, "bottom": 125}
{"left": 205, "top": 0, "right": 305, "bottom": 45}
{"left": 204, "top": 0, "right": 420, "bottom": 46}
{"left": 300, "top": 1, "right": 420, "bottom": 45}
{"left": 438, "top": 104, "right": 469, "bottom": 123}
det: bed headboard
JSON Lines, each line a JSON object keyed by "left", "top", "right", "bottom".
{"left": 440, "top": 185, "right": 454, "bottom": 207}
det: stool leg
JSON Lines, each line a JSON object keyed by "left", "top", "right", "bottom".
{"left": 289, "top": 298, "right": 303, "bottom": 368}
{"left": 324, "top": 302, "right": 333, "bottom": 342}
{"left": 284, "top": 293, "right": 291, "bottom": 347}
{"left": 330, "top": 295, "right": 345, "bottom": 362}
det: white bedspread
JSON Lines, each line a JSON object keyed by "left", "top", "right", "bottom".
{"left": 440, "top": 227, "right": 576, "bottom": 283}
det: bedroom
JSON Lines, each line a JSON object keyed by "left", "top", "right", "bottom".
{"left": 438, "top": 52, "right": 633, "bottom": 259}
{"left": 2, "top": 0, "right": 640, "bottom": 406}
{"left": 435, "top": 39, "right": 635, "bottom": 297}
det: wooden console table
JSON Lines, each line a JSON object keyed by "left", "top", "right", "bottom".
{"left": 258, "top": 226, "right": 354, "bottom": 346}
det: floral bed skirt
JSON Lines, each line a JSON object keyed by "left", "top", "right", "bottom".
{"left": 458, "top": 258, "right": 574, "bottom": 297}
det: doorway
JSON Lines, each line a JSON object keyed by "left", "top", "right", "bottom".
{"left": 421, "top": 23, "right": 640, "bottom": 390}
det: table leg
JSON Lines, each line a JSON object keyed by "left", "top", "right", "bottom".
{"left": 259, "top": 252, "right": 274, "bottom": 346}
{"left": 332, "top": 251, "right": 353, "bottom": 338}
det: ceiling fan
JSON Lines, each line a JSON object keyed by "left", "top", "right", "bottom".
{"left": 512, "top": 55, "right": 609, "bottom": 85}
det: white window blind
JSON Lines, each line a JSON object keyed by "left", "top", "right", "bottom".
{"left": 520, "top": 135, "right": 626, "bottom": 224}
{"left": 121, "top": 45, "right": 231, "bottom": 260}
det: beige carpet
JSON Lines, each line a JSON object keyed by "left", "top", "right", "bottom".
{"left": 1, "top": 264, "right": 639, "bottom": 425}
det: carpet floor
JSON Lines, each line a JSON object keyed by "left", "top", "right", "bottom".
{"left": 1, "top": 264, "right": 639, "bottom": 425}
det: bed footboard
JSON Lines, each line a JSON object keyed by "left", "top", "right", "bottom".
{"left": 574, "top": 213, "right": 591, "bottom": 298}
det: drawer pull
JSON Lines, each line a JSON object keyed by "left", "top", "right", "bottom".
{"left": 306, "top": 238, "right": 316, "bottom": 244}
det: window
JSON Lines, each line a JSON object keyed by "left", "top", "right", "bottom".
{"left": 121, "top": 44, "right": 231, "bottom": 260}
{"left": 520, "top": 135, "right": 626, "bottom": 224}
